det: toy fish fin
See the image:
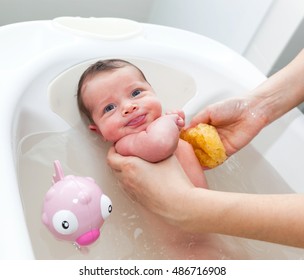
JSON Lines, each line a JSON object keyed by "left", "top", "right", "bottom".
{"left": 52, "top": 160, "right": 65, "bottom": 183}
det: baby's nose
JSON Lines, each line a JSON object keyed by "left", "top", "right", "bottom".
{"left": 123, "top": 104, "right": 138, "bottom": 115}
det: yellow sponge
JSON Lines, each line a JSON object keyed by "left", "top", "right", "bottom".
{"left": 180, "top": 123, "right": 227, "bottom": 168}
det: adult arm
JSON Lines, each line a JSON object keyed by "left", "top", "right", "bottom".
{"left": 107, "top": 147, "right": 304, "bottom": 248}
{"left": 190, "top": 48, "right": 304, "bottom": 156}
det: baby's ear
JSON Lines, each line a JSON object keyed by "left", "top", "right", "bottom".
{"left": 88, "top": 124, "right": 107, "bottom": 141}
{"left": 88, "top": 124, "right": 101, "bottom": 134}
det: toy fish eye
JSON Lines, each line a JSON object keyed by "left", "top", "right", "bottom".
{"left": 52, "top": 210, "right": 79, "bottom": 235}
{"left": 62, "top": 221, "right": 69, "bottom": 229}
{"left": 100, "top": 194, "right": 112, "bottom": 220}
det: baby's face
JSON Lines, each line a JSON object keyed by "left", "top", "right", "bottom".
{"left": 82, "top": 66, "right": 162, "bottom": 142}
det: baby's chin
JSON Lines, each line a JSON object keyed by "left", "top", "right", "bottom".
{"left": 127, "top": 122, "right": 150, "bottom": 134}
{"left": 109, "top": 125, "right": 148, "bottom": 143}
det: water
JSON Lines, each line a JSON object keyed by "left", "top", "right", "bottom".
{"left": 17, "top": 128, "right": 304, "bottom": 259}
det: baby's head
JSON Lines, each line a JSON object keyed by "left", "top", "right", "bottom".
{"left": 77, "top": 59, "right": 146, "bottom": 124}
{"left": 77, "top": 59, "right": 162, "bottom": 142}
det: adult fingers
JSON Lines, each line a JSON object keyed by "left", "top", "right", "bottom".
{"left": 107, "top": 146, "right": 124, "bottom": 171}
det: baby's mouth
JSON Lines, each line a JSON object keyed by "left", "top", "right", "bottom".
{"left": 126, "top": 114, "right": 146, "bottom": 127}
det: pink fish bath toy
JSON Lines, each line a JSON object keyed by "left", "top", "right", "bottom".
{"left": 42, "top": 160, "right": 112, "bottom": 247}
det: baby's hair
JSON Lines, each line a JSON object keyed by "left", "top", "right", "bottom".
{"left": 77, "top": 59, "right": 147, "bottom": 124}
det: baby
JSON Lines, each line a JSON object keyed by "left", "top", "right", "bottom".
{"left": 76, "top": 59, "right": 247, "bottom": 259}
{"left": 77, "top": 59, "right": 207, "bottom": 188}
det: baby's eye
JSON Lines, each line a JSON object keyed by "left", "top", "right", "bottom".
{"left": 131, "top": 89, "right": 142, "bottom": 97}
{"left": 104, "top": 103, "right": 116, "bottom": 113}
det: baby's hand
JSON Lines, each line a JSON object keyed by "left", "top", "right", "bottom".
{"left": 166, "top": 110, "right": 185, "bottom": 129}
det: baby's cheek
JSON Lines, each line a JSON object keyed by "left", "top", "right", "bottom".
{"left": 102, "top": 127, "right": 120, "bottom": 142}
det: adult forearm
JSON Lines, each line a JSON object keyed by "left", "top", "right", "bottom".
{"left": 249, "top": 48, "right": 304, "bottom": 126}
{"left": 181, "top": 188, "right": 304, "bottom": 248}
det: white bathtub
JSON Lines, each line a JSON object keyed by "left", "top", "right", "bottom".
{"left": 1, "top": 17, "right": 304, "bottom": 259}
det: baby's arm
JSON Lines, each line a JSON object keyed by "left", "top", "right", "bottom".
{"left": 115, "top": 113, "right": 184, "bottom": 162}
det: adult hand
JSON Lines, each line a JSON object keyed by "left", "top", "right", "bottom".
{"left": 189, "top": 96, "right": 267, "bottom": 156}
{"left": 107, "top": 146, "right": 195, "bottom": 224}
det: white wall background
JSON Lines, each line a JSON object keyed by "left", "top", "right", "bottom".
{"left": 244, "top": 0, "right": 304, "bottom": 75}
{"left": 147, "top": 0, "right": 273, "bottom": 55}
{"left": 1, "top": 0, "right": 304, "bottom": 76}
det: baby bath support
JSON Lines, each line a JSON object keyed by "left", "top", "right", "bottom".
{"left": 1, "top": 17, "right": 304, "bottom": 259}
